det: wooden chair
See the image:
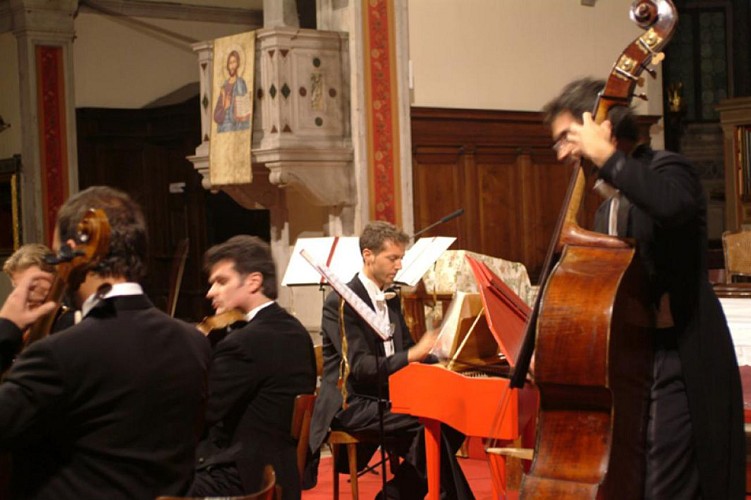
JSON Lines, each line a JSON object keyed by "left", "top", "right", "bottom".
{"left": 291, "top": 393, "right": 316, "bottom": 484}
{"left": 314, "top": 344, "right": 324, "bottom": 383}
{"left": 328, "top": 430, "right": 401, "bottom": 500}
{"left": 723, "top": 229, "right": 751, "bottom": 283}
{"left": 314, "top": 343, "right": 399, "bottom": 499}
{"left": 156, "top": 465, "right": 278, "bottom": 500}
{"left": 328, "top": 430, "right": 365, "bottom": 500}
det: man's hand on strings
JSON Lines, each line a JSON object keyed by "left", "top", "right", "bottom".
{"left": 567, "top": 112, "right": 617, "bottom": 167}
{"left": 0, "top": 270, "right": 57, "bottom": 331}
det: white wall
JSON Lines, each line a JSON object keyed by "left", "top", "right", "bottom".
{"left": 408, "top": 0, "right": 665, "bottom": 124}
{"left": 0, "top": 14, "right": 254, "bottom": 158}
{"left": 73, "top": 14, "right": 255, "bottom": 109}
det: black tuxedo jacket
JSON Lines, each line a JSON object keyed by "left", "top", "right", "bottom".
{"left": 309, "top": 276, "right": 414, "bottom": 456}
{"left": 196, "top": 302, "right": 316, "bottom": 500}
{"left": 0, "top": 318, "right": 23, "bottom": 373}
{"left": 594, "top": 146, "right": 745, "bottom": 499}
{"left": 0, "top": 294, "right": 212, "bottom": 500}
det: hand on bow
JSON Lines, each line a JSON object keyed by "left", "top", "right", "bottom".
{"left": 1, "top": 270, "right": 57, "bottom": 331}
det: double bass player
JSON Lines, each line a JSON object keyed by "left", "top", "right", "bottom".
{"left": 543, "top": 77, "right": 744, "bottom": 499}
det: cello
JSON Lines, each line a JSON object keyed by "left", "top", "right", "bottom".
{"left": 517, "top": 1, "right": 678, "bottom": 498}
{"left": 24, "top": 208, "right": 111, "bottom": 345}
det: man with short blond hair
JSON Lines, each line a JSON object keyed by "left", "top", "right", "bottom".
{"left": 309, "top": 221, "right": 473, "bottom": 499}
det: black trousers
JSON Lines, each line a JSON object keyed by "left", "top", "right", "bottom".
{"left": 333, "top": 396, "right": 475, "bottom": 500}
{"left": 189, "top": 463, "right": 244, "bottom": 497}
{"left": 644, "top": 334, "right": 701, "bottom": 500}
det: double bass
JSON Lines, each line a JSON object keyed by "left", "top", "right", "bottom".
{"left": 517, "top": 1, "right": 678, "bottom": 498}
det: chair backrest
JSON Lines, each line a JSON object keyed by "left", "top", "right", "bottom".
{"left": 155, "top": 465, "right": 277, "bottom": 500}
{"left": 723, "top": 229, "right": 751, "bottom": 283}
{"left": 290, "top": 393, "right": 317, "bottom": 484}
{"left": 313, "top": 344, "right": 323, "bottom": 378}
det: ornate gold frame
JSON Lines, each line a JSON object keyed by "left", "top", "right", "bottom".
{"left": 0, "top": 155, "right": 22, "bottom": 255}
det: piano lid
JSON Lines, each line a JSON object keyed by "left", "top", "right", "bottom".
{"left": 466, "top": 255, "right": 531, "bottom": 368}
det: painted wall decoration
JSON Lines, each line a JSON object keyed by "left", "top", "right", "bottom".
{"left": 210, "top": 32, "right": 256, "bottom": 186}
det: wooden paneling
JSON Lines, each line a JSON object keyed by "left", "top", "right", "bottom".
{"left": 77, "top": 98, "right": 211, "bottom": 322}
{"left": 411, "top": 107, "right": 659, "bottom": 283}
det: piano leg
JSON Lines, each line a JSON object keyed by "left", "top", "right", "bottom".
{"left": 421, "top": 418, "right": 442, "bottom": 500}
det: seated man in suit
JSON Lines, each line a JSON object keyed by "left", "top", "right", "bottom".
{"left": 191, "top": 235, "right": 317, "bottom": 500}
{"left": 0, "top": 185, "right": 212, "bottom": 500}
{"left": 308, "top": 221, "right": 474, "bottom": 499}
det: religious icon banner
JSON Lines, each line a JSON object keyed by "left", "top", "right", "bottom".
{"left": 210, "top": 31, "right": 255, "bottom": 185}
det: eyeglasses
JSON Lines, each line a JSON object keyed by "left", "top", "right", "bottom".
{"left": 552, "top": 134, "right": 571, "bottom": 152}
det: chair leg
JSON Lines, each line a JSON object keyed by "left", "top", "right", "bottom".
{"left": 332, "top": 444, "right": 340, "bottom": 500}
{"left": 346, "top": 443, "right": 359, "bottom": 500}
{"left": 388, "top": 451, "right": 400, "bottom": 474}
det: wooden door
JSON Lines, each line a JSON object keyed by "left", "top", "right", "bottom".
{"left": 76, "top": 97, "right": 269, "bottom": 321}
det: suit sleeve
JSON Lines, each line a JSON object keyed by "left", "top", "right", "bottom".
{"left": 338, "top": 298, "right": 410, "bottom": 388}
{"left": 0, "top": 340, "right": 65, "bottom": 447}
{"left": 204, "top": 331, "right": 263, "bottom": 425}
{"left": 0, "top": 318, "right": 23, "bottom": 372}
{"left": 598, "top": 150, "right": 702, "bottom": 228}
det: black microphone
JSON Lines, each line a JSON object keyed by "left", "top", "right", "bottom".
{"left": 412, "top": 208, "right": 464, "bottom": 239}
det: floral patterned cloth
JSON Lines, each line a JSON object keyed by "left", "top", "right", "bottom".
{"left": 421, "top": 250, "right": 538, "bottom": 306}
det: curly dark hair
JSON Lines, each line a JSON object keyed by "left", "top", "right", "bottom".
{"left": 542, "top": 77, "right": 639, "bottom": 143}
{"left": 56, "top": 186, "right": 148, "bottom": 283}
{"left": 203, "top": 235, "right": 277, "bottom": 300}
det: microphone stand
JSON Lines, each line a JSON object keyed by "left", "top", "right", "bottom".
{"left": 373, "top": 322, "right": 390, "bottom": 495}
{"left": 412, "top": 208, "right": 464, "bottom": 239}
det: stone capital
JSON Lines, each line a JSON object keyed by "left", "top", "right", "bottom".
{"left": 8, "top": 0, "right": 77, "bottom": 38}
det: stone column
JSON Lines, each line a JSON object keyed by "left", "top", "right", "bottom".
{"left": 263, "top": 0, "right": 299, "bottom": 29}
{"left": 317, "top": 0, "right": 413, "bottom": 235}
{"left": 9, "top": 0, "right": 79, "bottom": 244}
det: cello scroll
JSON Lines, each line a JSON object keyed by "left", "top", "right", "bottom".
{"left": 25, "top": 208, "right": 111, "bottom": 345}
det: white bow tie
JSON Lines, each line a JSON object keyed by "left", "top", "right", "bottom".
{"left": 374, "top": 291, "right": 396, "bottom": 302}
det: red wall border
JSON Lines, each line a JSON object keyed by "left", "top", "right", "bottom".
{"left": 36, "top": 45, "right": 69, "bottom": 244}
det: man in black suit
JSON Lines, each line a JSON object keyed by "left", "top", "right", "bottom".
{"left": 190, "top": 235, "right": 316, "bottom": 500}
{"left": 0, "top": 185, "right": 212, "bottom": 500}
{"left": 308, "top": 221, "right": 474, "bottom": 499}
{"left": 543, "top": 78, "right": 745, "bottom": 499}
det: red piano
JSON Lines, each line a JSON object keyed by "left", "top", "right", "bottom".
{"left": 391, "top": 256, "right": 538, "bottom": 499}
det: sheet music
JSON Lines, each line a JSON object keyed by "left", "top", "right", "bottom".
{"left": 430, "top": 291, "right": 482, "bottom": 360}
{"left": 299, "top": 249, "right": 392, "bottom": 340}
{"left": 395, "top": 236, "right": 456, "bottom": 286}
{"left": 282, "top": 237, "right": 361, "bottom": 286}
